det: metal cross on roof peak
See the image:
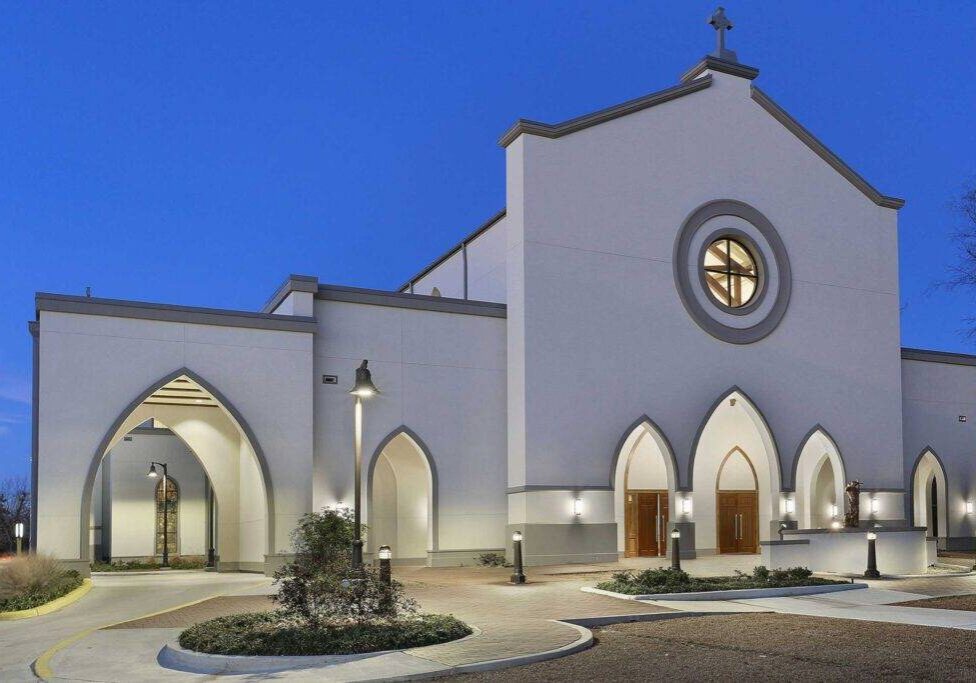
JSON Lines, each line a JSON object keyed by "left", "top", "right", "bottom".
{"left": 708, "top": 7, "right": 738, "bottom": 63}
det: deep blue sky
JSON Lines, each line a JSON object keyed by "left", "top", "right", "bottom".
{"left": 1, "top": 2, "right": 974, "bottom": 480}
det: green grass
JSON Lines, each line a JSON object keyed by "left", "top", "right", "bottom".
{"left": 178, "top": 611, "right": 472, "bottom": 656}
{"left": 0, "top": 570, "right": 83, "bottom": 612}
{"left": 596, "top": 566, "right": 848, "bottom": 595}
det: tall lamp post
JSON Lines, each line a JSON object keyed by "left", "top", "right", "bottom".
{"left": 349, "top": 360, "right": 379, "bottom": 570}
{"left": 14, "top": 522, "right": 24, "bottom": 556}
{"left": 147, "top": 461, "right": 170, "bottom": 567}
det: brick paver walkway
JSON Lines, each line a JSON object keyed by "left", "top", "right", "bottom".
{"left": 105, "top": 565, "right": 673, "bottom": 667}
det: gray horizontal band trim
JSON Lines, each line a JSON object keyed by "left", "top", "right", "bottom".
{"left": 783, "top": 525, "right": 923, "bottom": 535}
{"left": 261, "top": 274, "right": 320, "bottom": 314}
{"left": 398, "top": 209, "right": 506, "bottom": 292}
{"left": 317, "top": 284, "right": 507, "bottom": 318}
{"left": 506, "top": 485, "right": 614, "bottom": 494}
{"left": 759, "top": 539, "right": 810, "bottom": 546}
{"left": 498, "top": 75, "right": 712, "bottom": 147}
{"left": 859, "top": 487, "right": 906, "bottom": 493}
{"left": 680, "top": 55, "right": 760, "bottom": 82}
{"left": 901, "top": 347, "right": 976, "bottom": 367}
{"left": 750, "top": 86, "right": 904, "bottom": 210}
{"left": 36, "top": 293, "right": 318, "bottom": 333}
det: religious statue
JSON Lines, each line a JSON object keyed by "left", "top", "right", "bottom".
{"left": 845, "top": 480, "right": 862, "bottom": 527}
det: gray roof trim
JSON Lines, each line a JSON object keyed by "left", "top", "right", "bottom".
{"left": 398, "top": 209, "right": 507, "bottom": 292}
{"left": 506, "top": 484, "right": 614, "bottom": 494}
{"left": 901, "top": 347, "right": 976, "bottom": 367}
{"left": 750, "top": 86, "right": 905, "bottom": 210}
{"left": 36, "top": 293, "right": 317, "bottom": 333}
{"left": 498, "top": 75, "right": 713, "bottom": 148}
{"left": 317, "top": 284, "right": 507, "bottom": 318}
{"left": 680, "top": 56, "right": 760, "bottom": 82}
{"left": 261, "top": 274, "right": 320, "bottom": 314}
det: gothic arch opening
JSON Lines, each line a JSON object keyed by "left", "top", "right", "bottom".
{"left": 912, "top": 449, "right": 948, "bottom": 540}
{"left": 367, "top": 428, "right": 437, "bottom": 564}
{"left": 793, "top": 428, "right": 845, "bottom": 529}
{"left": 82, "top": 370, "right": 272, "bottom": 571}
{"left": 611, "top": 418, "right": 678, "bottom": 557}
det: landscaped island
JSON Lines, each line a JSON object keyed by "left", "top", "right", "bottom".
{"left": 597, "top": 566, "right": 847, "bottom": 595}
{"left": 178, "top": 508, "right": 471, "bottom": 657}
{"left": 0, "top": 555, "right": 83, "bottom": 613}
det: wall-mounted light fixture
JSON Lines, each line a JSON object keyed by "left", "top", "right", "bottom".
{"left": 967, "top": 501, "right": 974, "bottom": 515}
{"left": 870, "top": 498, "right": 880, "bottom": 515}
{"left": 573, "top": 498, "right": 583, "bottom": 517}
{"left": 829, "top": 504, "right": 838, "bottom": 518}
{"left": 784, "top": 498, "right": 795, "bottom": 515}
{"left": 681, "top": 498, "right": 692, "bottom": 515}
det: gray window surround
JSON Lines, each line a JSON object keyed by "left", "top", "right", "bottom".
{"left": 697, "top": 228, "right": 768, "bottom": 316}
{"left": 674, "top": 199, "right": 792, "bottom": 345}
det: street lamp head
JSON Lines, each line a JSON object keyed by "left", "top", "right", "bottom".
{"left": 349, "top": 360, "right": 380, "bottom": 398}
{"left": 512, "top": 530, "right": 523, "bottom": 543}
{"left": 147, "top": 463, "right": 158, "bottom": 478}
{"left": 377, "top": 545, "right": 392, "bottom": 560}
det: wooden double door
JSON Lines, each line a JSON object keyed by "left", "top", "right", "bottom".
{"left": 625, "top": 490, "right": 669, "bottom": 557}
{"left": 718, "top": 490, "right": 758, "bottom": 554}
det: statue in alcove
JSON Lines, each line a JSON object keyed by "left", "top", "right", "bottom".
{"left": 845, "top": 480, "right": 862, "bottom": 527}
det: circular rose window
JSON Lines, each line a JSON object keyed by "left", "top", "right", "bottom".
{"left": 702, "top": 237, "right": 759, "bottom": 308}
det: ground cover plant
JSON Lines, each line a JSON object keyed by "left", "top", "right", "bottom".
{"left": 596, "top": 565, "right": 847, "bottom": 595}
{"left": 91, "top": 556, "right": 205, "bottom": 572}
{"left": 0, "top": 554, "right": 83, "bottom": 612}
{"left": 179, "top": 507, "right": 471, "bottom": 656}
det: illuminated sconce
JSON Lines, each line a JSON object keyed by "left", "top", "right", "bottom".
{"left": 681, "top": 498, "right": 692, "bottom": 515}
{"left": 870, "top": 498, "right": 880, "bottom": 514}
{"left": 967, "top": 501, "right": 974, "bottom": 515}
{"left": 573, "top": 498, "right": 583, "bottom": 517}
{"left": 829, "top": 504, "right": 838, "bottom": 518}
{"left": 784, "top": 498, "right": 795, "bottom": 515}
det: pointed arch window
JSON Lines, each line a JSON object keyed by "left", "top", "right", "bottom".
{"left": 155, "top": 477, "right": 179, "bottom": 556}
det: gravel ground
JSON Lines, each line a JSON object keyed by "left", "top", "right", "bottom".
{"left": 452, "top": 613, "right": 976, "bottom": 682}
{"left": 895, "top": 594, "right": 976, "bottom": 611}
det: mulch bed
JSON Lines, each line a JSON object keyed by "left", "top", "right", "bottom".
{"left": 452, "top": 613, "right": 976, "bottom": 681}
{"left": 894, "top": 594, "right": 976, "bottom": 611}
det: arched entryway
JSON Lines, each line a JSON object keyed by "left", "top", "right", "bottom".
{"left": 716, "top": 447, "right": 758, "bottom": 553}
{"left": 912, "top": 449, "right": 948, "bottom": 541}
{"left": 367, "top": 427, "right": 437, "bottom": 564}
{"left": 793, "top": 427, "right": 845, "bottom": 529}
{"left": 690, "top": 388, "right": 780, "bottom": 554}
{"left": 81, "top": 369, "right": 273, "bottom": 571}
{"left": 611, "top": 417, "right": 678, "bottom": 558}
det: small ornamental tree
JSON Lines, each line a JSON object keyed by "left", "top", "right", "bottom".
{"left": 273, "top": 507, "right": 416, "bottom": 626}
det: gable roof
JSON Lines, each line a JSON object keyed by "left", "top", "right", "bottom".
{"left": 498, "top": 64, "right": 904, "bottom": 210}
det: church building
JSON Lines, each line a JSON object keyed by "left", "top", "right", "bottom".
{"left": 30, "top": 11, "right": 976, "bottom": 576}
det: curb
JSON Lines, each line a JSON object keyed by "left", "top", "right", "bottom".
{"left": 582, "top": 582, "right": 868, "bottom": 601}
{"left": 0, "top": 578, "right": 92, "bottom": 620}
{"left": 158, "top": 627, "right": 484, "bottom": 675}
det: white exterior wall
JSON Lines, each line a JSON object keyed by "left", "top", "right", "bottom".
{"left": 312, "top": 299, "right": 507, "bottom": 559}
{"left": 35, "top": 310, "right": 313, "bottom": 567}
{"left": 902, "top": 358, "right": 976, "bottom": 545}
{"left": 101, "top": 430, "right": 207, "bottom": 559}
{"left": 413, "top": 250, "right": 464, "bottom": 298}
{"left": 466, "top": 218, "right": 507, "bottom": 303}
{"left": 505, "top": 70, "right": 904, "bottom": 538}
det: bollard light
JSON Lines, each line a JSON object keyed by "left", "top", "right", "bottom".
{"left": 14, "top": 522, "right": 24, "bottom": 556}
{"left": 670, "top": 528, "right": 681, "bottom": 571}
{"left": 377, "top": 544, "right": 392, "bottom": 585}
{"left": 510, "top": 530, "right": 526, "bottom": 584}
{"left": 778, "top": 522, "right": 787, "bottom": 540}
{"left": 864, "top": 530, "right": 880, "bottom": 578}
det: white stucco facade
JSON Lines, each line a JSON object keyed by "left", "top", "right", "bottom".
{"left": 29, "top": 46, "right": 976, "bottom": 575}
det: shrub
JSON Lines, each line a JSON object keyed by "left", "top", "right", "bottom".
{"left": 170, "top": 557, "right": 206, "bottom": 570}
{"left": 179, "top": 611, "right": 471, "bottom": 656}
{"left": 0, "top": 554, "right": 83, "bottom": 612}
{"left": 476, "top": 552, "right": 506, "bottom": 567}
{"left": 597, "top": 565, "right": 842, "bottom": 595}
